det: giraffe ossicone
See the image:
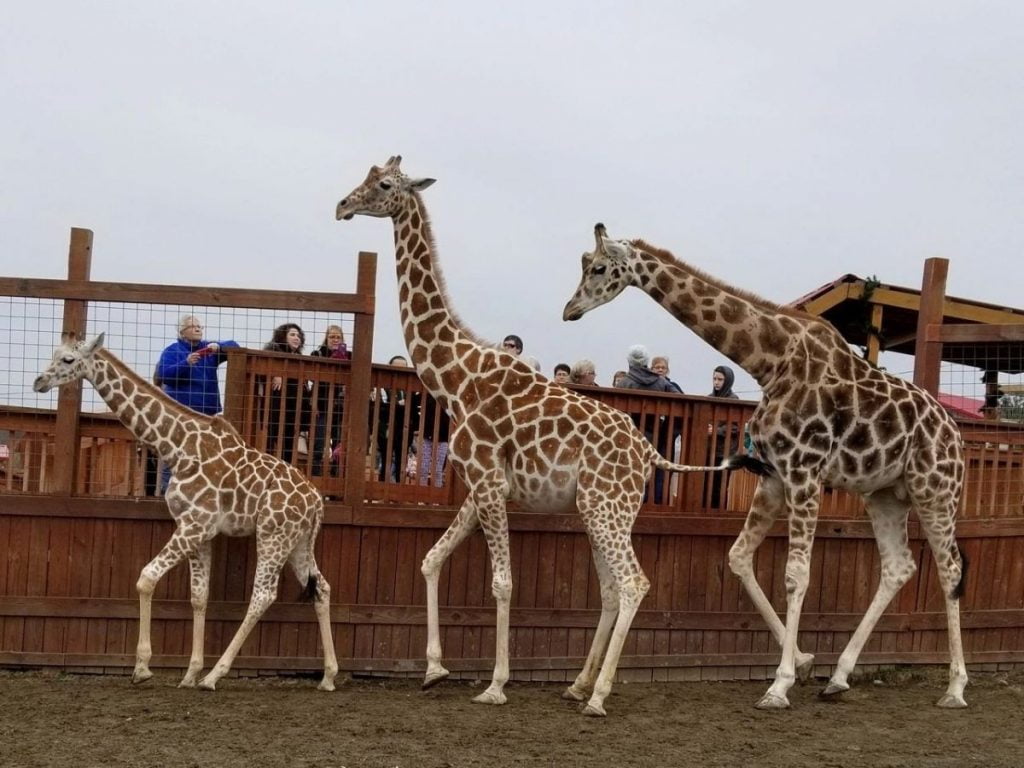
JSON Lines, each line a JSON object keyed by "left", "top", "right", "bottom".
{"left": 335, "top": 157, "right": 744, "bottom": 716}
{"left": 33, "top": 332, "right": 338, "bottom": 692}
{"left": 564, "top": 223, "right": 969, "bottom": 709}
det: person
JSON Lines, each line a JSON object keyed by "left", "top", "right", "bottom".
{"left": 569, "top": 359, "right": 597, "bottom": 386}
{"left": 309, "top": 325, "right": 350, "bottom": 477}
{"left": 707, "top": 364, "right": 742, "bottom": 507}
{"left": 263, "top": 323, "right": 312, "bottom": 465}
{"left": 552, "top": 363, "right": 571, "bottom": 385}
{"left": 372, "top": 355, "right": 413, "bottom": 482}
{"left": 611, "top": 370, "right": 628, "bottom": 388}
{"left": 413, "top": 392, "right": 451, "bottom": 487}
{"left": 501, "top": 333, "right": 540, "bottom": 371}
{"left": 616, "top": 345, "right": 680, "bottom": 503}
{"left": 155, "top": 314, "right": 239, "bottom": 490}
{"left": 651, "top": 356, "right": 684, "bottom": 394}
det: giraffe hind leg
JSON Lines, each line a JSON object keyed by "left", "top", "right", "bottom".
{"left": 564, "top": 545, "right": 618, "bottom": 702}
{"left": 289, "top": 537, "right": 339, "bottom": 691}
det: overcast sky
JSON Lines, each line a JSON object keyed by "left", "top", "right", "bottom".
{"left": 3, "top": 2, "right": 1022, "bottom": 398}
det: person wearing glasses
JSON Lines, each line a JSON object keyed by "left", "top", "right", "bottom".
{"left": 154, "top": 314, "right": 239, "bottom": 489}
{"left": 501, "top": 333, "right": 540, "bottom": 371}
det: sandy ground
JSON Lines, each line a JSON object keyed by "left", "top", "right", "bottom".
{"left": 1, "top": 667, "right": 1022, "bottom": 768}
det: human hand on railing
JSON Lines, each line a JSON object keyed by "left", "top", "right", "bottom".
{"left": 271, "top": 376, "right": 283, "bottom": 391}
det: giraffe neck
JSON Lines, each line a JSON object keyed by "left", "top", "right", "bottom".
{"left": 89, "top": 350, "right": 201, "bottom": 461}
{"left": 632, "top": 244, "right": 805, "bottom": 388}
{"left": 391, "top": 193, "right": 471, "bottom": 413}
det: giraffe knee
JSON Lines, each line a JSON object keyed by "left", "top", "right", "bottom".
{"left": 136, "top": 572, "right": 157, "bottom": 597}
{"left": 491, "top": 574, "right": 512, "bottom": 603}
{"left": 784, "top": 562, "right": 810, "bottom": 598}
{"left": 728, "top": 542, "right": 754, "bottom": 578}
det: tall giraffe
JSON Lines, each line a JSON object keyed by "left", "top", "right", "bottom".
{"left": 33, "top": 334, "right": 338, "bottom": 692}
{"left": 335, "top": 157, "right": 744, "bottom": 716}
{"left": 562, "top": 224, "right": 968, "bottom": 709}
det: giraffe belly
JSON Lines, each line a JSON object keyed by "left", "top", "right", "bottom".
{"left": 507, "top": 473, "right": 579, "bottom": 513}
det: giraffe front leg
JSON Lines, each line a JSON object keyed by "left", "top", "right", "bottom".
{"left": 132, "top": 531, "right": 194, "bottom": 684}
{"left": 179, "top": 542, "right": 212, "bottom": 688}
{"left": 421, "top": 495, "right": 479, "bottom": 690}
{"left": 729, "top": 477, "right": 815, "bottom": 682}
{"left": 471, "top": 490, "right": 512, "bottom": 706}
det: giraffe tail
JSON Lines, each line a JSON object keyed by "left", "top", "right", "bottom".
{"left": 300, "top": 574, "right": 319, "bottom": 602}
{"left": 951, "top": 545, "right": 969, "bottom": 600}
{"left": 652, "top": 452, "right": 771, "bottom": 475}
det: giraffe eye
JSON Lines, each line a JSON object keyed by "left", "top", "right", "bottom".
{"left": 379, "top": 181, "right": 392, "bottom": 191}
{"left": 593, "top": 264, "right": 607, "bottom": 276}
{"left": 61, "top": 356, "right": 75, "bottom": 364}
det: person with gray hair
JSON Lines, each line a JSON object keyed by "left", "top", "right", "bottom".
{"left": 155, "top": 314, "right": 239, "bottom": 491}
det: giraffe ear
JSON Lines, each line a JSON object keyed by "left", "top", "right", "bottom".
{"left": 601, "top": 237, "right": 631, "bottom": 261}
{"left": 83, "top": 333, "right": 105, "bottom": 355}
{"left": 409, "top": 177, "right": 436, "bottom": 191}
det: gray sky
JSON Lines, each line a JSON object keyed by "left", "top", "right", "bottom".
{"left": 3, "top": 1, "right": 1022, "bottom": 398}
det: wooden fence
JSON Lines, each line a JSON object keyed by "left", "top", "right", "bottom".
{"left": 0, "top": 234, "right": 1023, "bottom": 682}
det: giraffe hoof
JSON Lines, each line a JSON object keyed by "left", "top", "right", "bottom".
{"left": 421, "top": 669, "right": 450, "bottom": 690}
{"left": 580, "top": 702, "right": 607, "bottom": 717}
{"left": 197, "top": 678, "right": 217, "bottom": 692}
{"left": 936, "top": 694, "right": 968, "bottom": 709}
{"left": 130, "top": 668, "right": 153, "bottom": 685}
{"left": 796, "top": 653, "right": 816, "bottom": 682}
{"left": 820, "top": 681, "right": 849, "bottom": 698}
{"left": 317, "top": 679, "right": 336, "bottom": 692}
{"left": 177, "top": 677, "right": 198, "bottom": 689}
{"left": 471, "top": 690, "right": 507, "bottom": 706}
{"left": 755, "top": 692, "right": 790, "bottom": 710}
{"left": 562, "top": 686, "right": 588, "bottom": 702}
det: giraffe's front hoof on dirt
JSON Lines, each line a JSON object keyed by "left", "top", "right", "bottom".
{"left": 177, "top": 677, "right": 198, "bottom": 689}
{"left": 130, "top": 668, "right": 153, "bottom": 685}
{"left": 562, "top": 685, "right": 587, "bottom": 702}
{"left": 317, "top": 678, "right": 336, "bottom": 692}
{"left": 936, "top": 693, "right": 968, "bottom": 709}
{"left": 755, "top": 692, "right": 790, "bottom": 710}
{"left": 796, "top": 653, "right": 816, "bottom": 682}
{"left": 471, "top": 689, "right": 507, "bottom": 706}
{"left": 197, "top": 677, "right": 218, "bottom": 692}
{"left": 421, "top": 669, "right": 449, "bottom": 690}
{"left": 580, "top": 701, "right": 607, "bottom": 717}
{"left": 820, "top": 680, "right": 849, "bottom": 698}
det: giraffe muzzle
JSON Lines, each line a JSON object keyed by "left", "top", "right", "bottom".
{"left": 32, "top": 376, "right": 52, "bottom": 393}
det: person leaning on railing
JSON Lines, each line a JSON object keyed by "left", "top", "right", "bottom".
{"left": 309, "top": 324, "right": 350, "bottom": 477}
{"left": 154, "top": 314, "right": 239, "bottom": 491}
{"left": 263, "top": 323, "right": 312, "bottom": 465}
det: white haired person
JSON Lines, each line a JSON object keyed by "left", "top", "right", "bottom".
{"left": 155, "top": 314, "right": 239, "bottom": 489}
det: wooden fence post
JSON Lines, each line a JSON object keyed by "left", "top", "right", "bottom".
{"left": 343, "top": 251, "right": 377, "bottom": 508}
{"left": 51, "top": 228, "right": 93, "bottom": 494}
{"left": 912, "top": 257, "right": 948, "bottom": 396}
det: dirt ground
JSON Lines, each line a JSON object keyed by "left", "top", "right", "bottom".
{"left": 1, "top": 667, "right": 1022, "bottom": 768}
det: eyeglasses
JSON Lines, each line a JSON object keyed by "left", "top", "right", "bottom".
{"left": 502, "top": 341, "right": 518, "bottom": 349}
{"left": 183, "top": 325, "right": 202, "bottom": 330}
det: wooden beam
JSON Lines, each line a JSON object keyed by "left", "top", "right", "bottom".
{"left": 795, "top": 284, "right": 853, "bottom": 316}
{"left": 342, "top": 251, "right": 377, "bottom": 509}
{"left": 866, "top": 303, "right": 884, "bottom": 365}
{"left": 913, "top": 258, "right": 948, "bottom": 395}
{"left": 925, "top": 323, "right": 1024, "bottom": 343}
{"left": 0, "top": 276, "right": 373, "bottom": 314}
{"left": 51, "top": 228, "right": 92, "bottom": 494}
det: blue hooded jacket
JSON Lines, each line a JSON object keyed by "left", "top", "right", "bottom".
{"left": 156, "top": 338, "right": 240, "bottom": 415}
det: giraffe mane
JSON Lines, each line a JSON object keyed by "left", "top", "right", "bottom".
{"left": 96, "top": 347, "right": 221, "bottom": 426}
{"left": 412, "top": 191, "right": 499, "bottom": 350}
{"left": 630, "top": 239, "right": 827, "bottom": 325}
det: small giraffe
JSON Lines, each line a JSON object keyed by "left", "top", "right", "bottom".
{"left": 562, "top": 224, "right": 969, "bottom": 709}
{"left": 33, "top": 333, "right": 338, "bottom": 692}
{"left": 335, "top": 157, "right": 741, "bottom": 716}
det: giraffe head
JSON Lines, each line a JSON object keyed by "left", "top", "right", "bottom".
{"left": 335, "top": 155, "right": 436, "bottom": 221}
{"left": 33, "top": 332, "right": 105, "bottom": 393}
{"left": 562, "top": 223, "right": 637, "bottom": 321}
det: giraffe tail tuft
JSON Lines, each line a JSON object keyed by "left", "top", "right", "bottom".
{"left": 722, "top": 453, "right": 774, "bottom": 476}
{"left": 300, "top": 574, "right": 318, "bottom": 603}
{"left": 951, "top": 545, "right": 968, "bottom": 600}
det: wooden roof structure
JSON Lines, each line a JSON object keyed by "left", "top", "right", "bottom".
{"left": 789, "top": 273, "right": 1024, "bottom": 374}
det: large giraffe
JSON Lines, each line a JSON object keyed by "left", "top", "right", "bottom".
{"left": 562, "top": 224, "right": 969, "bottom": 709}
{"left": 334, "top": 157, "right": 745, "bottom": 716}
{"left": 33, "top": 334, "right": 338, "bottom": 692}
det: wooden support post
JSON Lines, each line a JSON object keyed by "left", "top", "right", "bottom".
{"left": 51, "top": 228, "right": 93, "bottom": 494}
{"left": 912, "top": 258, "right": 948, "bottom": 396}
{"left": 982, "top": 370, "right": 1000, "bottom": 420}
{"left": 343, "top": 251, "right": 377, "bottom": 509}
{"left": 866, "top": 303, "right": 884, "bottom": 366}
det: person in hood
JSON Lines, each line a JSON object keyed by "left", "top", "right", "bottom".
{"left": 707, "top": 364, "right": 742, "bottom": 507}
{"left": 710, "top": 365, "right": 739, "bottom": 399}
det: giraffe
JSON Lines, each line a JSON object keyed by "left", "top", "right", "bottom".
{"left": 334, "top": 156, "right": 747, "bottom": 716}
{"left": 562, "top": 224, "right": 969, "bottom": 709}
{"left": 33, "top": 333, "right": 338, "bottom": 692}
